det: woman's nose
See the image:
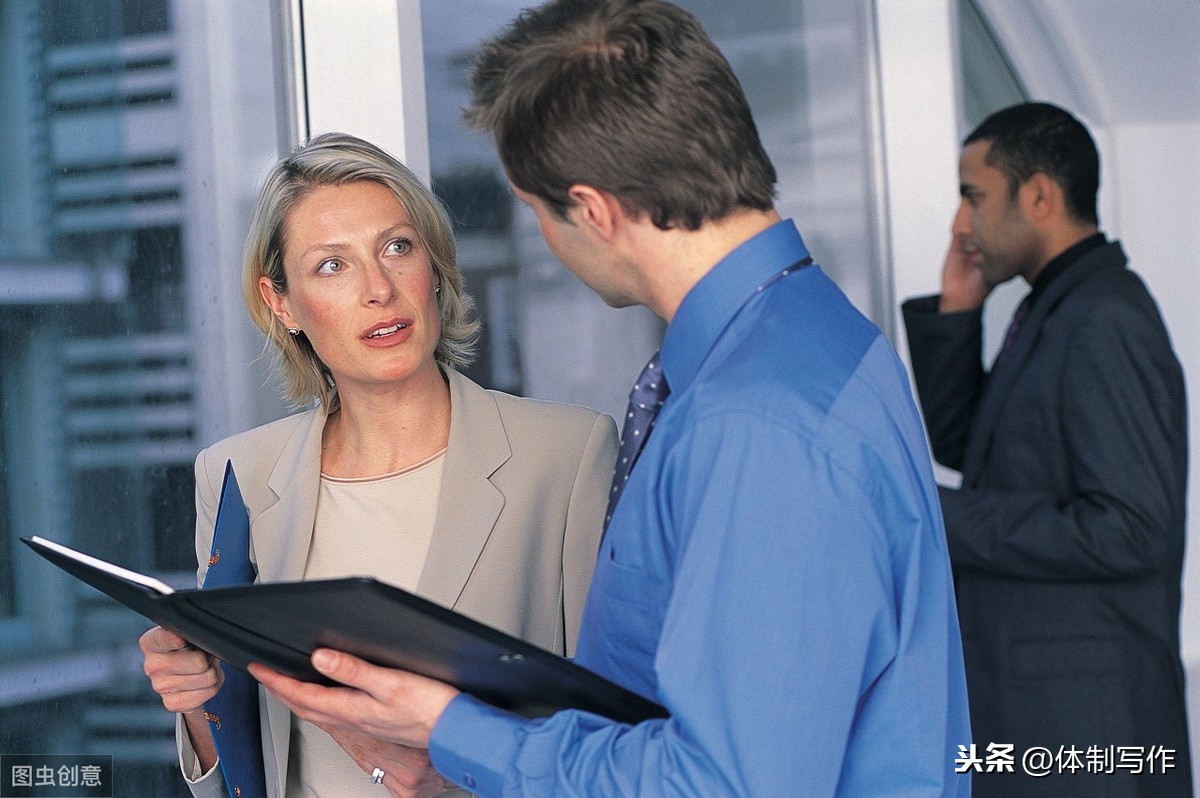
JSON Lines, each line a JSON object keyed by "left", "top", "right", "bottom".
{"left": 362, "top": 261, "right": 396, "bottom": 305}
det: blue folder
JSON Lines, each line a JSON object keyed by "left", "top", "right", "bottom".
{"left": 201, "top": 461, "right": 267, "bottom": 798}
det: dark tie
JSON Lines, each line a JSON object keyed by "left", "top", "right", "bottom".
{"left": 604, "top": 352, "right": 670, "bottom": 531}
{"left": 995, "top": 294, "right": 1032, "bottom": 366}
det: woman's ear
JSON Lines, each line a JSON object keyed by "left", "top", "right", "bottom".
{"left": 259, "top": 275, "right": 297, "bottom": 330}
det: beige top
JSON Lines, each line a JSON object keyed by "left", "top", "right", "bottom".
{"left": 287, "top": 451, "right": 446, "bottom": 798}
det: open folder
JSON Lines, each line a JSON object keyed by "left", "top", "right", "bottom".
{"left": 21, "top": 535, "right": 667, "bottom": 726}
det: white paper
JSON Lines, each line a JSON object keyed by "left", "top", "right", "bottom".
{"left": 30, "top": 535, "right": 175, "bottom": 595}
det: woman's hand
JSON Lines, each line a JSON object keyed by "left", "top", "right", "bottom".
{"left": 140, "top": 626, "right": 223, "bottom": 712}
{"left": 323, "top": 724, "right": 458, "bottom": 798}
{"left": 139, "top": 626, "right": 222, "bottom": 770}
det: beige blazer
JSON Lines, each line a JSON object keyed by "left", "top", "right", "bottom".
{"left": 178, "top": 368, "right": 617, "bottom": 797}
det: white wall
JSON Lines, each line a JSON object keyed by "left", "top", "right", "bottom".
{"left": 1104, "top": 122, "right": 1200, "bottom": 775}
{"left": 872, "top": 0, "right": 960, "bottom": 347}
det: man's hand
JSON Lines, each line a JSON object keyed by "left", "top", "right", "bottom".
{"left": 249, "top": 648, "right": 459, "bottom": 756}
{"left": 939, "top": 232, "right": 991, "bottom": 313}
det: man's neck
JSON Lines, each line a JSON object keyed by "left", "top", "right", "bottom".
{"left": 635, "top": 208, "right": 782, "bottom": 322}
{"left": 1026, "top": 222, "right": 1100, "bottom": 285}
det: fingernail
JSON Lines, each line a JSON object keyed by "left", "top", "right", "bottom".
{"left": 312, "top": 649, "right": 337, "bottom": 671}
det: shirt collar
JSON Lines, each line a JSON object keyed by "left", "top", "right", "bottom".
{"left": 661, "top": 218, "right": 811, "bottom": 392}
{"left": 1028, "top": 232, "right": 1107, "bottom": 306}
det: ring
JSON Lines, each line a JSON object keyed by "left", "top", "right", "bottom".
{"left": 370, "top": 767, "right": 385, "bottom": 785}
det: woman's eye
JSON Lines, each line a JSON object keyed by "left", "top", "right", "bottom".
{"left": 386, "top": 237, "right": 413, "bottom": 256}
{"left": 316, "top": 258, "right": 343, "bottom": 275}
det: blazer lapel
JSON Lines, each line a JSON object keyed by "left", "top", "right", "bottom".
{"left": 417, "top": 368, "right": 510, "bottom": 608}
{"left": 249, "top": 406, "right": 326, "bottom": 797}
{"left": 961, "top": 243, "right": 1127, "bottom": 483}
{"left": 252, "top": 408, "right": 326, "bottom": 583}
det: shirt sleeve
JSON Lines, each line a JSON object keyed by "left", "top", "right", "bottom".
{"left": 176, "top": 714, "right": 229, "bottom": 798}
{"left": 431, "top": 410, "right": 951, "bottom": 795}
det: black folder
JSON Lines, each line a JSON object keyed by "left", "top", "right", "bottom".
{"left": 21, "top": 535, "right": 667, "bottom": 725}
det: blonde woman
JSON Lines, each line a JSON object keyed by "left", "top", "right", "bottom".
{"left": 140, "top": 133, "right": 616, "bottom": 797}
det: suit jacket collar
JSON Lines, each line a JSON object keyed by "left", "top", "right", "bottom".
{"left": 962, "top": 240, "right": 1129, "bottom": 483}
{"left": 417, "top": 367, "right": 511, "bottom": 606}
{"left": 252, "top": 367, "right": 511, "bottom": 601}
{"left": 255, "top": 367, "right": 511, "bottom": 794}
{"left": 253, "top": 406, "right": 325, "bottom": 584}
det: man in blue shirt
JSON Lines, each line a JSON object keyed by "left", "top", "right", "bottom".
{"left": 253, "top": 1, "right": 971, "bottom": 794}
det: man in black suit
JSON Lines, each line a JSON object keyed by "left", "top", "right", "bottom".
{"left": 903, "top": 102, "right": 1192, "bottom": 797}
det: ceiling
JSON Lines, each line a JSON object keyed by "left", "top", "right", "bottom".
{"left": 976, "top": 0, "right": 1200, "bottom": 127}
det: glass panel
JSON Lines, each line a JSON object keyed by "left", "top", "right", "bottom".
{"left": 957, "top": 0, "right": 1028, "bottom": 131}
{"left": 0, "top": 0, "right": 281, "bottom": 792}
{"left": 422, "top": 0, "right": 887, "bottom": 420}
{"left": 685, "top": 0, "right": 888, "bottom": 329}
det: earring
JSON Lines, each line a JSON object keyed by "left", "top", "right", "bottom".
{"left": 287, "top": 327, "right": 300, "bottom": 336}
{"left": 435, "top": 283, "right": 441, "bottom": 294}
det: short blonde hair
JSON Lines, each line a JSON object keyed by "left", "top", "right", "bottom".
{"left": 243, "top": 133, "right": 480, "bottom": 410}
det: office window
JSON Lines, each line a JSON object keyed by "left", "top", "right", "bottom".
{"left": 0, "top": 1, "right": 281, "bottom": 793}
{"left": 692, "top": 0, "right": 889, "bottom": 327}
{"left": 422, "top": 0, "right": 889, "bottom": 419}
{"left": 43, "top": 0, "right": 171, "bottom": 45}
{"left": 1, "top": 1, "right": 898, "bottom": 792}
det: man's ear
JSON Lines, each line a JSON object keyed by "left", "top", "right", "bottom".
{"left": 565, "top": 184, "right": 625, "bottom": 241}
{"left": 1021, "top": 172, "right": 1062, "bottom": 225}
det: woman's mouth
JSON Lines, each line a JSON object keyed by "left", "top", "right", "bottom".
{"left": 367, "top": 322, "right": 408, "bottom": 339}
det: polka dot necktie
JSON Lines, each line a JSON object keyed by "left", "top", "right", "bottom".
{"left": 604, "top": 351, "right": 670, "bottom": 532}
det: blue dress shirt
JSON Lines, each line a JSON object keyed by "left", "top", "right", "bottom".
{"left": 430, "top": 219, "right": 971, "bottom": 796}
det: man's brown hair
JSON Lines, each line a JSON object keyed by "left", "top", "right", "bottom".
{"left": 466, "top": 0, "right": 776, "bottom": 231}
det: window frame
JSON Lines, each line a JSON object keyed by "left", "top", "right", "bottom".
{"left": 283, "top": 0, "right": 430, "bottom": 182}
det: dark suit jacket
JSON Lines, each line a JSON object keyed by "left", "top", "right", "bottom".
{"left": 903, "top": 241, "right": 1192, "bottom": 797}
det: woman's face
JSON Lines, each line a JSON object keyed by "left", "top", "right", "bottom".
{"left": 262, "top": 180, "right": 443, "bottom": 397}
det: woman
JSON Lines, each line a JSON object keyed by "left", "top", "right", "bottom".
{"left": 140, "top": 133, "right": 617, "bottom": 797}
